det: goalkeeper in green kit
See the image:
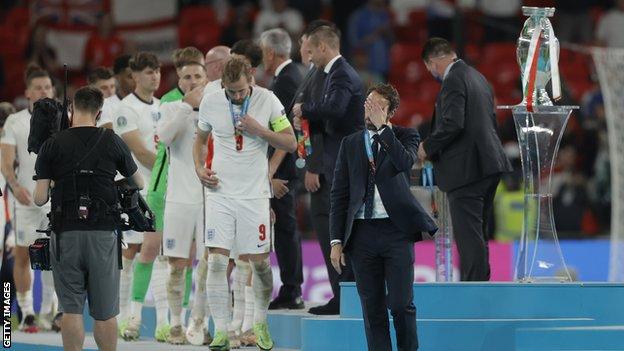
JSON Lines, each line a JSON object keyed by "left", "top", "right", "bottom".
{"left": 120, "top": 47, "right": 206, "bottom": 342}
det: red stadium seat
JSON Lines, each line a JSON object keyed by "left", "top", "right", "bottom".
{"left": 481, "top": 42, "right": 517, "bottom": 65}
{"left": 393, "top": 99, "right": 434, "bottom": 127}
{"left": 389, "top": 44, "right": 427, "bottom": 85}
{"left": 178, "top": 6, "right": 221, "bottom": 52}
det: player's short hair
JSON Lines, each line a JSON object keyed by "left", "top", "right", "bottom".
{"left": 222, "top": 57, "right": 253, "bottom": 85}
{"left": 230, "top": 39, "right": 263, "bottom": 68}
{"left": 113, "top": 54, "right": 132, "bottom": 75}
{"left": 172, "top": 46, "right": 204, "bottom": 69}
{"left": 129, "top": 52, "right": 160, "bottom": 72}
{"left": 367, "top": 83, "right": 400, "bottom": 117}
{"left": 302, "top": 20, "right": 340, "bottom": 38}
{"left": 260, "top": 28, "right": 292, "bottom": 57}
{"left": 24, "top": 63, "right": 51, "bottom": 87}
{"left": 73, "top": 86, "right": 104, "bottom": 115}
{"left": 308, "top": 25, "right": 340, "bottom": 50}
{"left": 0, "top": 102, "right": 16, "bottom": 128}
{"left": 421, "top": 37, "right": 455, "bottom": 62}
{"left": 87, "top": 67, "right": 114, "bottom": 85}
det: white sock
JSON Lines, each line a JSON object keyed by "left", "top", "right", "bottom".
{"left": 250, "top": 259, "right": 273, "bottom": 324}
{"left": 167, "top": 265, "right": 185, "bottom": 327}
{"left": 190, "top": 257, "right": 208, "bottom": 322}
{"left": 241, "top": 285, "right": 254, "bottom": 333}
{"left": 17, "top": 291, "right": 34, "bottom": 316}
{"left": 119, "top": 257, "right": 134, "bottom": 321}
{"left": 229, "top": 260, "right": 250, "bottom": 332}
{"left": 181, "top": 307, "right": 187, "bottom": 327}
{"left": 40, "top": 270, "right": 56, "bottom": 315}
{"left": 131, "top": 300, "right": 143, "bottom": 321}
{"left": 206, "top": 253, "right": 230, "bottom": 333}
{"left": 153, "top": 256, "right": 170, "bottom": 327}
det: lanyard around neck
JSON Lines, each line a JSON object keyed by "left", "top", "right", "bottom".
{"left": 228, "top": 96, "right": 250, "bottom": 128}
{"left": 363, "top": 131, "right": 376, "bottom": 172}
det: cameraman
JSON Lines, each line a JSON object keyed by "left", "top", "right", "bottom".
{"left": 33, "top": 86, "right": 143, "bottom": 351}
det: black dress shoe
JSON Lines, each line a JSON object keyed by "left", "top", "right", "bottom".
{"left": 269, "top": 295, "right": 305, "bottom": 310}
{"left": 308, "top": 299, "right": 339, "bottom": 315}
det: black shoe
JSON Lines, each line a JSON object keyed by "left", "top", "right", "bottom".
{"left": 308, "top": 299, "right": 339, "bottom": 315}
{"left": 51, "top": 312, "right": 63, "bottom": 332}
{"left": 269, "top": 295, "right": 305, "bottom": 310}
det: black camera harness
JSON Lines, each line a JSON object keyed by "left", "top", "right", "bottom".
{"left": 50, "top": 128, "right": 123, "bottom": 269}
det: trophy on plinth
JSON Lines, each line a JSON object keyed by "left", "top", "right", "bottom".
{"left": 499, "top": 7, "right": 578, "bottom": 282}
{"left": 421, "top": 162, "right": 453, "bottom": 282}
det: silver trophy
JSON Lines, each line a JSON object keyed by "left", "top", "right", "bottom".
{"left": 517, "top": 7, "right": 560, "bottom": 107}
{"left": 500, "top": 6, "right": 577, "bottom": 282}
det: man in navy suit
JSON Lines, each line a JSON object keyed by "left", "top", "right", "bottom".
{"left": 260, "top": 27, "right": 305, "bottom": 309}
{"left": 330, "top": 84, "right": 437, "bottom": 351}
{"left": 292, "top": 24, "right": 364, "bottom": 315}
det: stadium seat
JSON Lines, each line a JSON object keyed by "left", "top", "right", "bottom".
{"left": 482, "top": 42, "right": 517, "bottom": 65}
{"left": 178, "top": 6, "right": 221, "bottom": 52}
{"left": 389, "top": 43, "right": 427, "bottom": 85}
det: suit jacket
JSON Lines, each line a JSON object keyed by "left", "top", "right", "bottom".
{"left": 302, "top": 56, "right": 365, "bottom": 182}
{"left": 423, "top": 60, "right": 512, "bottom": 192}
{"left": 330, "top": 126, "right": 438, "bottom": 247}
{"left": 269, "top": 62, "right": 304, "bottom": 180}
{"left": 288, "top": 65, "right": 327, "bottom": 175}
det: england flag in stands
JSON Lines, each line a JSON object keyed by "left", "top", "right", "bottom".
{"left": 30, "top": 0, "right": 103, "bottom": 26}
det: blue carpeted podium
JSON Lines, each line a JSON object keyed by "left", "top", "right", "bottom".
{"left": 75, "top": 282, "right": 624, "bottom": 350}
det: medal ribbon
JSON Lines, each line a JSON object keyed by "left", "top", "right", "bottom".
{"left": 228, "top": 96, "right": 250, "bottom": 151}
{"left": 363, "top": 131, "right": 376, "bottom": 174}
{"left": 296, "top": 119, "right": 312, "bottom": 160}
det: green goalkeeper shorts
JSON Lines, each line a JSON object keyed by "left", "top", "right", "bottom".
{"left": 147, "top": 142, "right": 168, "bottom": 231}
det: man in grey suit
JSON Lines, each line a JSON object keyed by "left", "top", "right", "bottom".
{"left": 417, "top": 38, "right": 512, "bottom": 281}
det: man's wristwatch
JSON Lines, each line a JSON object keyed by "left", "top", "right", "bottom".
{"left": 330, "top": 240, "right": 342, "bottom": 247}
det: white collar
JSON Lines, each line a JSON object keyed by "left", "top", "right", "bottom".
{"left": 274, "top": 59, "right": 292, "bottom": 77}
{"left": 367, "top": 126, "right": 387, "bottom": 137}
{"left": 443, "top": 59, "right": 459, "bottom": 80}
{"left": 324, "top": 55, "right": 342, "bottom": 74}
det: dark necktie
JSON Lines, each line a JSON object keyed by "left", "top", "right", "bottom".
{"left": 364, "top": 136, "right": 379, "bottom": 219}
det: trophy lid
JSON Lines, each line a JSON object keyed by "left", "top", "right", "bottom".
{"left": 522, "top": 6, "right": 555, "bottom": 17}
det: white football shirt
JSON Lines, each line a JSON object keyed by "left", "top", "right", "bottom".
{"left": 1, "top": 109, "right": 38, "bottom": 208}
{"left": 98, "top": 94, "right": 121, "bottom": 127}
{"left": 198, "top": 86, "right": 286, "bottom": 199}
{"left": 203, "top": 79, "right": 223, "bottom": 98}
{"left": 113, "top": 93, "right": 161, "bottom": 182}
{"left": 159, "top": 101, "right": 202, "bottom": 204}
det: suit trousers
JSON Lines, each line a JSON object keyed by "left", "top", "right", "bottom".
{"left": 310, "top": 176, "right": 353, "bottom": 302}
{"left": 447, "top": 174, "right": 501, "bottom": 281}
{"left": 348, "top": 218, "right": 418, "bottom": 351}
{"left": 271, "top": 188, "right": 303, "bottom": 297}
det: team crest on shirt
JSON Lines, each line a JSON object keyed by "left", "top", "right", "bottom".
{"left": 206, "top": 228, "right": 215, "bottom": 241}
{"left": 166, "top": 238, "right": 175, "bottom": 250}
{"left": 117, "top": 116, "right": 127, "bottom": 127}
{"left": 152, "top": 111, "right": 161, "bottom": 122}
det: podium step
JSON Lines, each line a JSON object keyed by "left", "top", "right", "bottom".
{"left": 516, "top": 325, "right": 624, "bottom": 350}
{"left": 340, "top": 282, "right": 624, "bottom": 321}
{"left": 301, "top": 317, "right": 594, "bottom": 351}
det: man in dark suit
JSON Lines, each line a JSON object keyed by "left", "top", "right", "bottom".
{"left": 293, "top": 23, "right": 364, "bottom": 315}
{"left": 417, "top": 38, "right": 512, "bottom": 281}
{"left": 330, "top": 83, "right": 438, "bottom": 351}
{"left": 259, "top": 27, "right": 305, "bottom": 309}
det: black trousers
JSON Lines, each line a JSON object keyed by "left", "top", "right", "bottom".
{"left": 348, "top": 218, "right": 418, "bottom": 351}
{"left": 447, "top": 174, "right": 501, "bottom": 281}
{"left": 271, "top": 188, "right": 303, "bottom": 297}
{"left": 310, "top": 176, "right": 353, "bottom": 302}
